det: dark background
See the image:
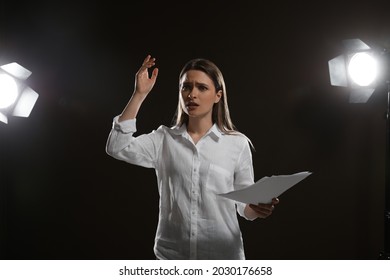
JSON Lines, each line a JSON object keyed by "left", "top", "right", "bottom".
{"left": 1, "top": 0, "right": 390, "bottom": 259}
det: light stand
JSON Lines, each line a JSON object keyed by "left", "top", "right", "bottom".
{"left": 381, "top": 79, "right": 390, "bottom": 259}
{"left": 329, "top": 39, "right": 390, "bottom": 259}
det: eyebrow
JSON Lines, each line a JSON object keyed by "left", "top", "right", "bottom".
{"left": 182, "top": 81, "right": 210, "bottom": 87}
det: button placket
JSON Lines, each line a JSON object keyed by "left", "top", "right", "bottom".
{"left": 189, "top": 148, "right": 200, "bottom": 259}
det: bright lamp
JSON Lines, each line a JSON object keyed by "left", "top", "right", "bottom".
{"left": 328, "top": 39, "right": 379, "bottom": 103}
{"left": 0, "top": 62, "right": 38, "bottom": 124}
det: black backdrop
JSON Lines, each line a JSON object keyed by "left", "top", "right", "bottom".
{"left": 1, "top": 0, "right": 389, "bottom": 259}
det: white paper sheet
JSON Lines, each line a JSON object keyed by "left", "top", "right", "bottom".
{"left": 218, "top": 171, "right": 312, "bottom": 204}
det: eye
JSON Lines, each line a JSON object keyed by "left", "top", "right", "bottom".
{"left": 181, "top": 85, "right": 191, "bottom": 91}
{"left": 198, "top": 85, "right": 208, "bottom": 91}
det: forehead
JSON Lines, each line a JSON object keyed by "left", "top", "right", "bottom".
{"left": 180, "top": 70, "right": 213, "bottom": 84}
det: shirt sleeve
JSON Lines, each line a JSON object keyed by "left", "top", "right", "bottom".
{"left": 105, "top": 116, "right": 164, "bottom": 169}
{"left": 233, "top": 138, "right": 256, "bottom": 221}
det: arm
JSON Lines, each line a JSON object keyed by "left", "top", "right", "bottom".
{"left": 234, "top": 139, "right": 279, "bottom": 220}
{"left": 119, "top": 55, "right": 159, "bottom": 121}
{"left": 105, "top": 55, "right": 162, "bottom": 168}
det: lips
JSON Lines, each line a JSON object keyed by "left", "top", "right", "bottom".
{"left": 186, "top": 101, "right": 199, "bottom": 109}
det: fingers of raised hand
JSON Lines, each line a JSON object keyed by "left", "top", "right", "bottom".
{"left": 151, "top": 67, "right": 159, "bottom": 80}
{"left": 141, "top": 55, "right": 156, "bottom": 69}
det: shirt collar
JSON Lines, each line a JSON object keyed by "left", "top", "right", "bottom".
{"left": 170, "top": 123, "right": 222, "bottom": 141}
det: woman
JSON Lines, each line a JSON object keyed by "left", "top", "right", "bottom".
{"left": 106, "top": 55, "right": 279, "bottom": 259}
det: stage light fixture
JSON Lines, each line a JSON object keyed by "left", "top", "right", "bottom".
{"left": 328, "top": 38, "right": 390, "bottom": 259}
{"left": 0, "top": 62, "right": 38, "bottom": 124}
{"left": 328, "top": 39, "right": 380, "bottom": 103}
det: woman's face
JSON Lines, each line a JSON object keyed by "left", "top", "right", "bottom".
{"left": 179, "top": 70, "right": 221, "bottom": 121}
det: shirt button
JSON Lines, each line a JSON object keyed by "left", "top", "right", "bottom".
{"left": 192, "top": 232, "right": 195, "bottom": 236}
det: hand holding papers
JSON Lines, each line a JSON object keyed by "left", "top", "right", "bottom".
{"left": 218, "top": 171, "right": 312, "bottom": 204}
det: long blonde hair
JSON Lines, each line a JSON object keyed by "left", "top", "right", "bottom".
{"left": 173, "top": 58, "right": 254, "bottom": 148}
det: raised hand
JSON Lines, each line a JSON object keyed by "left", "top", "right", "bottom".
{"left": 118, "top": 55, "right": 159, "bottom": 121}
{"left": 134, "top": 55, "right": 159, "bottom": 98}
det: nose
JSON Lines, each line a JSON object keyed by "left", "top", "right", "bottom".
{"left": 188, "top": 88, "right": 198, "bottom": 99}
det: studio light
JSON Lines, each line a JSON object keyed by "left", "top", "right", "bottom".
{"left": 0, "top": 62, "right": 38, "bottom": 124}
{"left": 328, "top": 39, "right": 381, "bottom": 103}
{"left": 328, "top": 38, "right": 390, "bottom": 259}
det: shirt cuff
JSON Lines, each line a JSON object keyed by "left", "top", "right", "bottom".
{"left": 112, "top": 116, "right": 137, "bottom": 134}
{"left": 237, "top": 202, "right": 256, "bottom": 221}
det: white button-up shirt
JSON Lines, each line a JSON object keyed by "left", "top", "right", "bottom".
{"left": 106, "top": 116, "right": 255, "bottom": 259}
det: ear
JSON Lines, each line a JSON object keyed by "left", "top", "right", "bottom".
{"left": 215, "top": 90, "right": 222, "bottom": 103}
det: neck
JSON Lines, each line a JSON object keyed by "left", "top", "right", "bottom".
{"left": 187, "top": 117, "right": 213, "bottom": 136}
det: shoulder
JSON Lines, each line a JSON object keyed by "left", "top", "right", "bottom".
{"left": 156, "top": 124, "right": 170, "bottom": 131}
{"left": 152, "top": 125, "right": 172, "bottom": 136}
{"left": 217, "top": 132, "right": 254, "bottom": 158}
{"left": 154, "top": 124, "right": 184, "bottom": 138}
{"left": 221, "top": 131, "right": 253, "bottom": 148}
{"left": 139, "top": 124, "right": 171, "bottom": 140}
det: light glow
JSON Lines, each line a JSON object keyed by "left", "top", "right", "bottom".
{"left": 348, "top": 52, "right": 378, "bottom": 86}
{"left": 0, "top": 74, "right": 18, "bottom": 109}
